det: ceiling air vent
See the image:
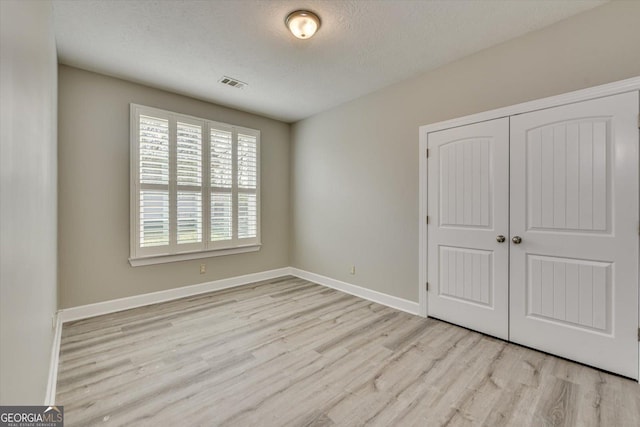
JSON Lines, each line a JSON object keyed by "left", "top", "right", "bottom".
{"left": 218, "top": 76, "right": 247, "bottom": 89}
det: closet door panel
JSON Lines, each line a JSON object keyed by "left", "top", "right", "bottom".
{"left": 427, "top": 118, "right": 509, "bottom": 339}
{"left": 509, "top": 91, "right": 639, "bottom": 379}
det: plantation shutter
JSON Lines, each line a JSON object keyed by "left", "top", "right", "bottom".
{"left": 210, "top": 126, "right": 233, "bottom": 246}
{"left": 237, "top": 132, "right": 258, "bottom": 241}
{"left": 138, "top": 114, "right": 170, "bottom": 253}
{"left": 131, "top": 104, "right": 260, "bottom": 263}
{"left": 176, "top": 119, "right": 204, "bottom": 251}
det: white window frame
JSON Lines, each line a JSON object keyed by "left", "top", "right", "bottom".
{"left": 129, "top": 104, "right": 261, "bottom": 266}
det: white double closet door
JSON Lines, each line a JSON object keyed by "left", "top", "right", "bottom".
{"left": 427, "top": 92, "right": 639, "bottom": 378}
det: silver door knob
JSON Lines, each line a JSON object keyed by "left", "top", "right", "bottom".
{"left": 512, "top": 236, "right": 522, "bottom": 244}
{"left": 496, "top": 235, "right": 506, "bottom": 243}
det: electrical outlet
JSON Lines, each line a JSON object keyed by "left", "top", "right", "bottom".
{"left": 200, "top": 264, "right": 206, "bottom": 274}
{"left": 349, "top": 265, "right": 356, "bottom": 275}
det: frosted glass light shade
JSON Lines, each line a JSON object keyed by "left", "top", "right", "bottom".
{"left": 286, "top": 10, "right": 321, "bottom": 39}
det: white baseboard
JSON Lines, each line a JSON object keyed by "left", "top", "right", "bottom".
{"left": 58, "top": 267, "right": 291, "bottom": 323}
{"left": 44, "top": 312, "right": 62, "bottom": 405}
{"left": 289, "top": 268, "right": 420, "bottom": 315}
{"left": 58, "top": 266, "right": 421, "bottom": 324}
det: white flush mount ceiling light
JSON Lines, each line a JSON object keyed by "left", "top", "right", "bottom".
{"left": 286, "top": 10, "right": 321, "bottom": 39}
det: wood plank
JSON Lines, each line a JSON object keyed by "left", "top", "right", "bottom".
{"left": 56, "top": 277, "right": 640, "bottom": 426}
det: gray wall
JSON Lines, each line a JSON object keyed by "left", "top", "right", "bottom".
{"left": 0, "top": 0, "right": 58, "bottom": 404}
{"left": 57, "top": 1, "right": 640, "bottom": 309}
{"left": 58, "top": 66, "right": 290, "bottom": 308}
{"left": 290, "top": 1, "right": 640, "bottom": 302}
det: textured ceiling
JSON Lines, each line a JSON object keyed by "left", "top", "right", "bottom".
{"left": 52, "top": 0, "right": 607, "bottom": 122}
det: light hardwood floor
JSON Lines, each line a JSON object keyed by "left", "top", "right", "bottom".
{"left": 56, "top": 276, "right": 640, "bottom": 426}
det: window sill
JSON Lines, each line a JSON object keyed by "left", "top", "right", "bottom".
{"left": 129, "top": 244, "right": 261, "bottom": 267}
